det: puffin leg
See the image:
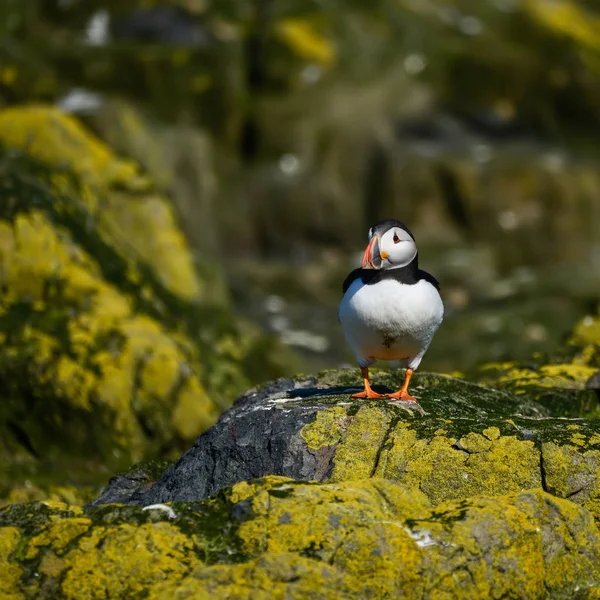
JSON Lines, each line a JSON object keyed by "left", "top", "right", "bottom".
{"left": 387, "top": 368, "right": 417, "bottom": 401}
{"left": 352, "top": 367, "right": 384, "bottom": 399}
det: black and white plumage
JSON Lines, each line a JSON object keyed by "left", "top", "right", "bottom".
{"left": 338, "top": 219, "right": 443, "bottom": 401}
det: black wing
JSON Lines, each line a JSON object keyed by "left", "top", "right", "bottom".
{"left": 342, "top": 269, "right": 365, "bottom": 294}
{"left": 418, "top": 269, "right": 441, "bottom": 291}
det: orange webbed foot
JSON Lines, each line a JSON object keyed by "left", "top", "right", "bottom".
{"left": 386, "top": 390, "right": 417, "bottom": 402}
{"left": 352, "top": 389, "right": 385, "bottom": 399}
{"left": 351, "top": 366, "right": 384, "bottom": 399}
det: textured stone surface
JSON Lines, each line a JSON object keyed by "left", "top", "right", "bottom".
{"left": 3, "top": 479, "right": 600, "bottom": 599}
{"left": 91, "top": 369, "right": 600, "bottom": 517}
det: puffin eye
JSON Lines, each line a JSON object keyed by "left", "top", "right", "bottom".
{"left": 393, "top": 233, "right": 400, "bottom": 244}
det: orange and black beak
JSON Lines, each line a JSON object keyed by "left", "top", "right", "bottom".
{"left": 361, "top": 235, "right": 382, "bottom": 269}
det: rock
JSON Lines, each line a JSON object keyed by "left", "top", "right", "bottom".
{"left": 79, "top": 460, "right": 173, "bottom": 506}
{"left": 3, "top": 478, "right": 600, "bottom": 598}
{"left": 0, "top": 484, "right": 95, "bottom": 508}
{"left": 0, "top": 105, "right": 285, "bottom": 491}
{"left": 473, "top": 307, "right": 600, "bottom": 417}
{"left": 90, "top": 370, "right": 600, "bottom": 519}
{"left": 571, "top": 310, "right": 600, "bottom": 368}
{"left": 475, "top": 361, "right": 599, "bottom": 417}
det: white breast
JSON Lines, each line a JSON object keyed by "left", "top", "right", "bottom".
{"left": 338, "top": 277, "right": 443, "bottom": 369}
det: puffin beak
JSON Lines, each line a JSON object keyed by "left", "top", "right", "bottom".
{"left": 361, "top": 235, "right": 382, "bottom": 269}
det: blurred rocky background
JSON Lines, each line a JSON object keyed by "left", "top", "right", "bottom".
{"left": 1, "top": 0, "right": 600, "bottom": 498}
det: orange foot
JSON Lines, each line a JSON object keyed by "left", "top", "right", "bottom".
{"left": 386, "top": 390, "right": 417, "bottom": 402}
{"left": 352, "top": 366, "right": 384, "bottom": 399}
{"left": 387, "top": 368, "right": 416, "bottom": 401}
{"left": 352, "top": 388, "right": 385, "bottom": 399}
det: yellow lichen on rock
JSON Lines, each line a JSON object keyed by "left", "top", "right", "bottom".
{"left": 0, "top": 105, "right": 138, "bottom": 185}
{"left": 171, "top": 377, "right": 220, "bottom": 440}
{"left": 233, "top": 478, "right": 428, "bottom": 598}
{"left": 0, "top": 500, "right": 204, "bottom": 600}
{"left": 527, "top": 0, "right": 600, "bottom": 53}
{"left": 541, "top": 441, "right": 600, "bottom": 519}
{"left": 479, "top": 362, "right": 598, "bottom": 389}
{"left": 417, "top": 495, "right": 546, "bottom": 599}
{"left": 375, "top": 423, "right": 541, "bottom": 505}
{"left": 59, "top": 523, "right": 201, "bottom": 600}
{"left": 0, "top": 105, "right": 201, "bottom": 301}
{"left": 236, "top": 478, "right": 429, "bottom": 559}
{"left": 106, "top": 192, "right": 201, "bottom": 301}
{"left": 0, "top": 485, "right": 94, "bottom": 507}
{"left": 329, "top": 406, "right": 391, "bottom": 481}
{"left": 0, "top": 106, "right": 239, "bottom": 476}
{"left": 300, "top": 406, "right": 347, "bottom": 450}
{"left": 569, "top": 310, "right": 600, "bottom": 367}
{"left": 3, "top": 481, "right": 600, "bottom": 599}
{"left": 515, "top": 491, "right": 600, "bottom": 592}
{"left": 26, "top": 517, "right": 92, "bottom": 559}
{"left": 148, "top": 554, "right": 355, "bottom": 600}
{"left": 571, "top": 313, "right": 600, "bottom": 347}
{"left": 0, "top": 209, "right": 216, "bottom": 464}
{"left": 219, "top": 479, "right": 600, "bottom": 598}
{"left": 0, "top": 527, "right": 24, "bottom": 600}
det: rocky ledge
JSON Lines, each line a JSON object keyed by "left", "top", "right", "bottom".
{"left": 93, "top": 369, "right": 600, "bottom": 515}
{"left": 3, "top": 368, "right": 600, "bottom": 599}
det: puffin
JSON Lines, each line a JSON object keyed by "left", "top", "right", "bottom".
{"left": 338, "top": 219, "right": 443, "bottom": 401}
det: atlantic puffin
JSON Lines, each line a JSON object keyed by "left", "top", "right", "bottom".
{"left": 338, "top": 219, "right": 443, "bottom": 401}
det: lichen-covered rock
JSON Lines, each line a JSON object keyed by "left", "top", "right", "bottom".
{"left": 0, "top": 105, "right": 202, "bottom": 301}
{"left": 90, "top": 369, "right": 600, "bottom": 523}
{"left": 148, "top": 553, "right": 356, "bottom": 600}
{"left": 0, "top": 484, "right": 96, "bottom": 508}
{"left": 0, "top": 501, "right": 206, "bottom": 599}
{"left": 471, "top": 305, "right": 600, "bottom": 421}
{"left": 2, "top": 479, "right": 600, "bottom": 598}
{"left": 570, "top": 309, "right": 600, "bottom": 368}
{"left": 0, "top": 105, "right": 272, "bottom": 491}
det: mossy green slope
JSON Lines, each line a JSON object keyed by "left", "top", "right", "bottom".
{"left": 0, "top": 105, "right": 254, "bottom": 489}
{"left": 2, "top": 478, "right": 600, "bottom": 599}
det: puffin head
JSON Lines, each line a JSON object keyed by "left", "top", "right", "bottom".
{"left": 361, "top": 219, "right": 417, "bottom": 270}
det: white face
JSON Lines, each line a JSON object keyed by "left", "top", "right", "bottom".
{"left": 379, "top": 227, "right": 417, "bottom": 269}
